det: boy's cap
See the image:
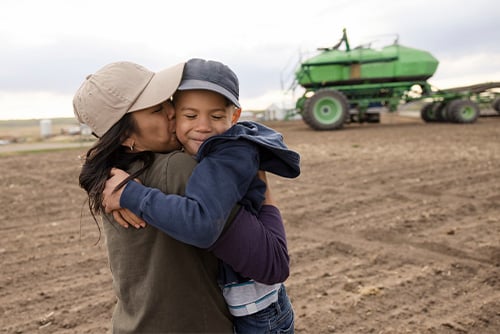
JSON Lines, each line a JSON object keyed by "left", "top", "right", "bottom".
{"left": 178, "top": 58, "right": 240, "bottom": 108}
{"left": 73, "top": 61, "right": 185, "bottom": 137}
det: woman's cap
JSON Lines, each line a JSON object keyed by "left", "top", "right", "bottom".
{"left": 73, "top": 61, "right": 185, "bottom": 137}
{"left": 177, "top": 58, "right": 240, "bottom": 108}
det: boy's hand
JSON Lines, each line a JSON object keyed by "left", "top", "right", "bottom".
{"left": 102, "top": 167, "right": 132, "bottom": 213}
{"left": 112, "top": 208, "right": 147, "bottom": 229}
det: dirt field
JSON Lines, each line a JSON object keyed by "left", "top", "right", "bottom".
{"left": 1, "top": 114, "right": 500, "bottom": 333}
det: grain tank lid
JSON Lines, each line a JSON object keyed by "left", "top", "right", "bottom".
{"left": 302, "top": 44, "right": 400, "bottom": 67}
{"left": 302, "top": 42, "right": 438, "bottom": 68}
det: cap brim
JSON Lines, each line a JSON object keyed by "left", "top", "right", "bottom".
{"left": 130, "top": 62, "right": 185, "bottom": 112}
{"left": 178, "top": 79, "right": 241, "bottom": 108}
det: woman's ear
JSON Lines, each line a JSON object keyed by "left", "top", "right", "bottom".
{"left": 122, "top": 136, "right": 135, "bottom": 152}
{"left": 232, "top": 108, "right": 242, "bottom": 124}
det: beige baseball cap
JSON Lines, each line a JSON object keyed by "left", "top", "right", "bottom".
{"left": 73, "top": 61, "right": 185, "bottom": 137}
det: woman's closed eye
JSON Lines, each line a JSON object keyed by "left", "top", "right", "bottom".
{"left": 152, "top": 106, "right": 163, "bottom": 113}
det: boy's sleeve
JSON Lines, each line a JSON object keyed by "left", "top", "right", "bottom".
{"left": 208, "top": 205, "right": 290, "bottom": 284}
{"left": 120, "top": 140, "right": 260, "bottom": 248}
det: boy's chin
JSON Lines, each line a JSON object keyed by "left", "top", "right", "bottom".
{"left": 185, "top": 143, "right": 200, "bottom": 156}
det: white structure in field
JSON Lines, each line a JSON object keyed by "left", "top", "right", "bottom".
{"left": 40, "top": 119, "right": 52, "bottom": 138}
{"left": 261, "top": 103, "right": 301, "bottom": 121}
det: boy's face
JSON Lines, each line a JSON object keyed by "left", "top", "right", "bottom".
{"left": 174, "top": 89, "right": 241, "bottom": 155}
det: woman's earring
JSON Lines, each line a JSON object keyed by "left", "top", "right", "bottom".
{"left": 129, "top": 142, "right": 135, "bottom": 152}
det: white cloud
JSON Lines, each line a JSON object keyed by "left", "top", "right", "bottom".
{"left": 0, "top": 0, "right": 499, "bottom": 120}
{"left": 0, "top": 91, "right": 73, "bottom": 120}
{"left": 430, "top": 53, "right": 500, "bottom": 89}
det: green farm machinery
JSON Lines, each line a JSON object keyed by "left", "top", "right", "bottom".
{"left": 291, "top": 29, "right": 500, "bottom": 130}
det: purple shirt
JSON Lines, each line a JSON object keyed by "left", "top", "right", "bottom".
{"left": 209, "top": 205, "right": 289, "bottom": 284}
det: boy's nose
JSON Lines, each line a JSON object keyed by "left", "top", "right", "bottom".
{"left": 195, "top": 116, "right": 212, "bottom": 132}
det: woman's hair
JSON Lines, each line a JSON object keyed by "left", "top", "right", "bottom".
{"left": 79, "top": 113, "right": 155, "bottom": 227}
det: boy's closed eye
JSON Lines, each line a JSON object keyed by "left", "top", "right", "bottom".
{"left": 183, "top": 113, "right": 197, "bottom": 120}
{"left": 211, "top": 113, "right": 227, "bottom": 121}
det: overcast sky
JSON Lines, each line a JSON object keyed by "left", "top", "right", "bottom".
{"left": 1, "top": 0, "right": 499, "bottom": 120}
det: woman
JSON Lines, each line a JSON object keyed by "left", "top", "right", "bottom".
{"left": 102, "top": 58, "right": 298, "bottom": 333}
{"left": 74, "top": 61, "right": 290, "bottom": 333}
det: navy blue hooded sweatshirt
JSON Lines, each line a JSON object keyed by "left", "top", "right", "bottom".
{"left": 120, "top": 121, "right": 300, "bottom": 249}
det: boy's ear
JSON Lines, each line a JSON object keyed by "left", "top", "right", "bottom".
{"left": 232, "top": 108, "right": 242, "bottom": 124}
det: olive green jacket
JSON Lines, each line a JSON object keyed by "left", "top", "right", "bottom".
{"left": 103, "top": 151, "right": 233, "bottom": 333}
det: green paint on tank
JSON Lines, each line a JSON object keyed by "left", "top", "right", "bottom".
{"left": 296, "top": 30, "right": 439, "bottom": 88}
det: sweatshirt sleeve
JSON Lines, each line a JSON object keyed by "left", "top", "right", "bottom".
{"left": 120, "top": 140, "right": 260, "bottom": 248}
{"left": 208, "top": 205, "right": 290, "bottom": 284}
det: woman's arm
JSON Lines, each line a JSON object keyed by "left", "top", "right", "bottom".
{"left": 208, "top": 170, "right": 289, "bottom": 284}
{"left": 209, "top": 204, "right": 289, "bottom": 284}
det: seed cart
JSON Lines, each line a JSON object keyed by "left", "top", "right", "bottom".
{"left": 290, "top": 29, "right": 500, "bottom": 130}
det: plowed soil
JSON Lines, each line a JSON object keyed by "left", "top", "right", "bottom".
{"left": 1, "top": 114, "right": 500, "bottom": 333}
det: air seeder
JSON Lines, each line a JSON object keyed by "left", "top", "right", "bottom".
{"left": 291, "top": 29, "right": 500, "bottom": 130}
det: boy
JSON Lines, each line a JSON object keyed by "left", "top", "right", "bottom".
{"left": 104, "top": 58, "right": 298, "bottom": 333}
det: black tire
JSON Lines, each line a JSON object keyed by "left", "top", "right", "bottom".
{"left": 492, "top": 97, "right": 500, "bottom": 113}
{"left": 366, "top": 113, "right": 380, "bottom": 123}
{"left": 421, "top": 103, "right": 437, "bottom": 122}
{"left": 435, "top": 102, "right": 450, "bottom": 122}
{"left": 421, "top": 102, "right": 445, "bottom": 122}
{"left": 447, "top": 99, "right": 479, "bottom": 123}
{"left": 302, "top": 89, "right": 349, "bottom": 130}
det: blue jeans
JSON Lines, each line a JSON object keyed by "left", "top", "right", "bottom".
{"left": 233, "top": 284, "right": 294, "bottom": 334}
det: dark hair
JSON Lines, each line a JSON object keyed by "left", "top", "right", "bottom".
{"left": 79, "top": 113, "right": 155, "bottom": 229}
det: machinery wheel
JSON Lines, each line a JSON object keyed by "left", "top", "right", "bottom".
{"left": 420, "top": 103, "right": 437, "bottom": 122}
{"left": 366, "top": 113, "right": 380, "bottom": 123}
{"left": 492, "top": 97, "right": 500, "bottom": 113}
{"left": 421, "top": 102, "right": 444, "bottom": 122}
{"left": 447, "top": 99, "right": 479, "bottom": 123}
{"left": 302, "top": 89, "right": 349, "bottom": 130}
{"left": 435, "top": 102, "right": 451, "bottom": 122}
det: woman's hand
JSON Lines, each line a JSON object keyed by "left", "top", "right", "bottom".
{"left": 258, "top": 170, "right": 275, "bottom": 206}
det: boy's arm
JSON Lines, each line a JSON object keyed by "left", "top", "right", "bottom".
{"left": 119, "top": 140, "right": 260, "bottom": 248}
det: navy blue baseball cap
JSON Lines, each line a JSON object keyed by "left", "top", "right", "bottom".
{"left": 178, "top": 58, "right": 240, "bottom": 108}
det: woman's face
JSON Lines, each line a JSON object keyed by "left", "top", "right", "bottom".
{"left": 126, "top": 101, "right": 181, "bottom": 153}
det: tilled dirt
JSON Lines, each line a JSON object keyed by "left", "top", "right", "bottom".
{"left": 1, "top": 114, "right": 500, "bottom": 333}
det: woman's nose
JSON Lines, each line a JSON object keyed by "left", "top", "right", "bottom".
{"left": 164, "top": 103, "right": 176, "bottom": 120}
